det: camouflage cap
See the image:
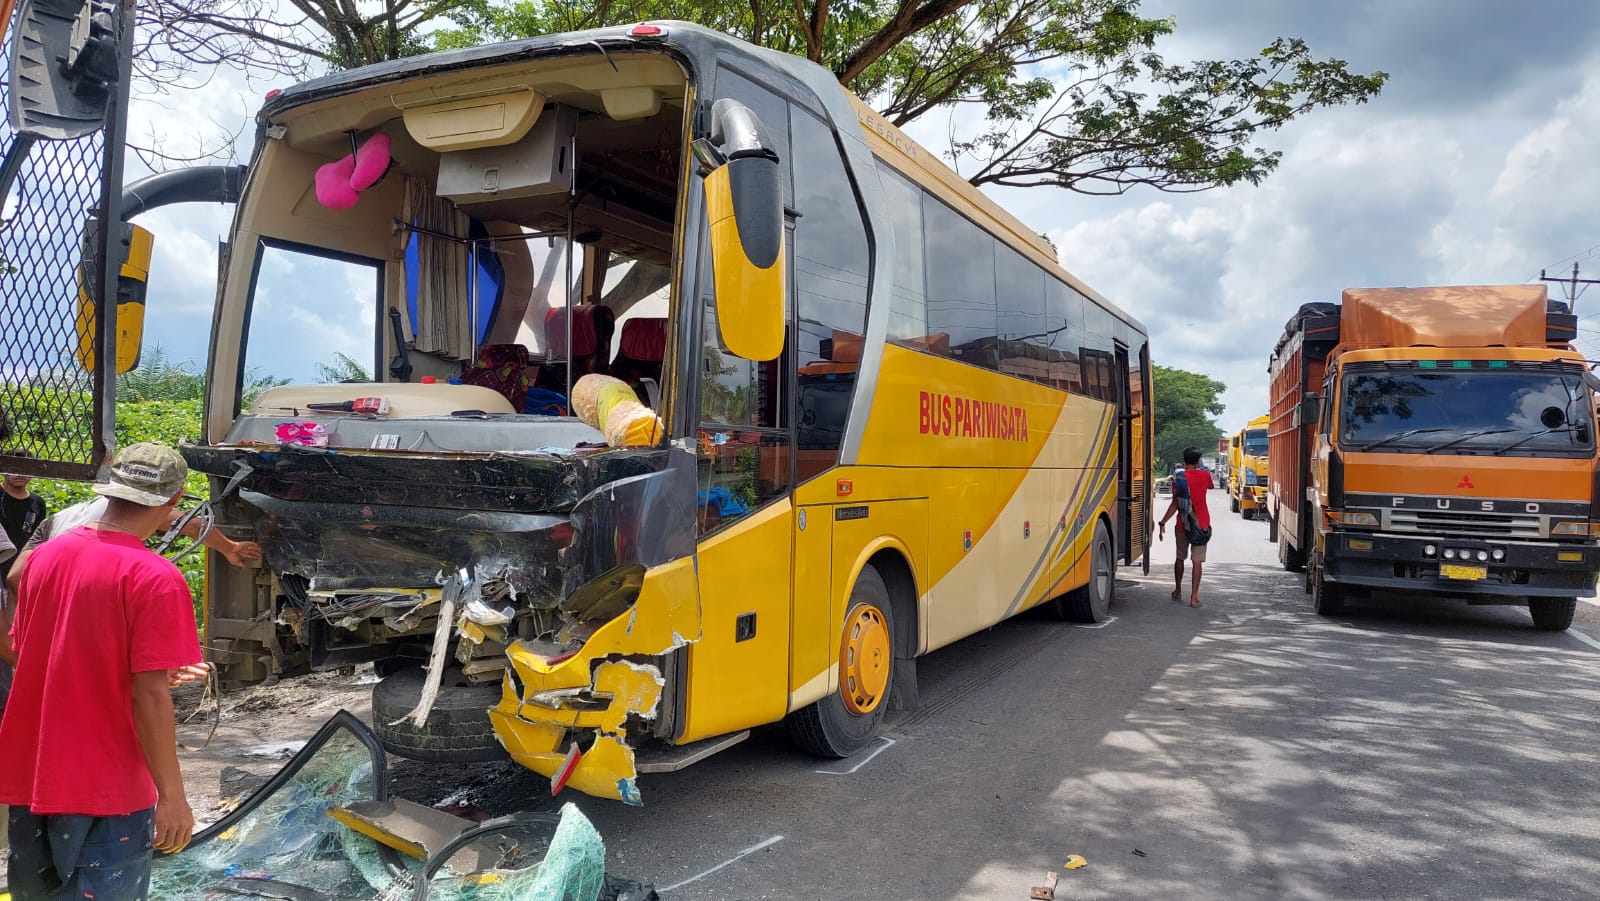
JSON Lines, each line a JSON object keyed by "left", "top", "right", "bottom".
{"left": 93, "top": 442, "right": 188, "bottom": 507}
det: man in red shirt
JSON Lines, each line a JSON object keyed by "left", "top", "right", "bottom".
{"left": 1158, "top": 447, "right": 1213, "bottom": 607}
{"left": 0, "top": 443, "right": 208, "bottom": 899}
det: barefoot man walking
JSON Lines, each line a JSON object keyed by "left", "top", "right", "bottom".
{"left": 1159, "top": 447, "right": 1213, "bottom": 607}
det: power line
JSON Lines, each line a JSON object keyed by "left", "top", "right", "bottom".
{"left": 1535, "top": 241, "right": 1600, "bottom": 279}
{"left": 1540, "top": 262, "right": 1600, "bottom": 312}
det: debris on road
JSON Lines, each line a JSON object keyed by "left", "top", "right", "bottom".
{"left": 1028, "top": 871, "right": 1059, "bottom": 899}
{"left": 1064, "top": 854, "right": 1088, "bottom": 870}
{"left": 152, "top": 711, "right": 659, "bottom": 899}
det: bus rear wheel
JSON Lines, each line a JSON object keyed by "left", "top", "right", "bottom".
{"left": 1053, "top": 521, "right": 1115, "bottom": 623}
{"left": 785, "top": 566, "right": 894, "bottom": 758}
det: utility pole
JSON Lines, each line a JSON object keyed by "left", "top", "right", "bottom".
{"left": 1540, "top": 262, "right": 1600, "bottom": 313}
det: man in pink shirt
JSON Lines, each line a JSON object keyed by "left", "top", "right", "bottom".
{"left": 0, "top": 443, "right": 209, "bottom": 899}
{"left": 1158, "top": 447, "right": 1214, "bottom": 607}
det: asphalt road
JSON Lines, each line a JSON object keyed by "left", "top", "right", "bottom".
{"left": 541, "top": 486, "right": 1600, "bottom": 900}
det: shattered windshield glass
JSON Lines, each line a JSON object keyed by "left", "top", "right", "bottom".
{"left": 149, "top": 719, "right": 410, "bottom": 901}
{"left": 147, "top": 712, "right": 644, "bottom": 901}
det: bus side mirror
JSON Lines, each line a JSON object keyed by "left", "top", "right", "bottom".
{"left": 74, "top": 219, "right": 152, "bottom": 375}
{"left": 695, "top": 98, "right": 784, "bottom": 362}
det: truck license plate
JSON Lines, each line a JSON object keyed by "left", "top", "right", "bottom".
{"left": 1440, "top": 563, "right": 1486, "bottom": 581}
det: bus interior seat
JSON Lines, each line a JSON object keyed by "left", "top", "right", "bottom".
{"left": 545, "top": 304, "right": 616, "bottom": 379}
{"left": 613, "top": 317, "right": 668, "bottom": 408}
{"left": 459, "top": 343, "right": 539, "bottom": 411}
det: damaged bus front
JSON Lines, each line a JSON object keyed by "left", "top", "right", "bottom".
{"left": 181, "top": 23, "right": 791, "bottom": 804}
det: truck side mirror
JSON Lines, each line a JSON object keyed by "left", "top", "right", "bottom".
{"left": 695, "top": 98, "right": 784, "bottom": 363}
{"left": 74, "top": 219, "right": 152, "bottom": 374}
{"left": 1302, "top": 394, "right": 1321, "bottom": 427}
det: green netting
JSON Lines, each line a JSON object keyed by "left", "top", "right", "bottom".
{"left": 424, "top": 803, "right": 605, "bottom": 901}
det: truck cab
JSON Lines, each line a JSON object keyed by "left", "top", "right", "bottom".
{"left": 1228, "top": 415, "right": 1269, "bottom": 519}
{"left": 1270, "top": 286, "right": 1600, "bottom": 630}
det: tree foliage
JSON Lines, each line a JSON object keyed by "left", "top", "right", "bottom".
{"left": 1152, "top": 363, "right": 1224, "bottom": 473}
{"left": 140, "top": 0, "right": 1385, "bottom": 195}
{"left": 315, "top": 352, "right": 373, "bottom": 384}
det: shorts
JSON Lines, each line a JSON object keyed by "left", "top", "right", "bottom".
{"left": 1176, "top": 529, "right": 1208, "bottom": 563}
{"left": 9, "top": 806, "right": 155, "bottom": 901}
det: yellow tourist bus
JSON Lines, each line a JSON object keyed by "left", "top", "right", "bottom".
{"left": 86, "top": 22, "right": 1150, "bottom": 803}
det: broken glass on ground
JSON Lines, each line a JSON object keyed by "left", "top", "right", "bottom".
{"left": 152, "top": 711, "right": 657, "bottom": 901}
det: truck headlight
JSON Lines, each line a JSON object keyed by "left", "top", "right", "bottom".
{"left": 1551, "top": 521, "right": 1600, "bottom": 538}
{"left": 1324, "top": 510, "right": 1379, "bottom": 528}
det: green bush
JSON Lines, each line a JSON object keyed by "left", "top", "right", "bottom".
{"left": 25, "top": 398, "right": 211, "bottom": 619}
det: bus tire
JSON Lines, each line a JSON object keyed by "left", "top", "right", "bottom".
{"left": 1056, "top": 521, "right": 1115, "bottom": 623}
{"left": 371, "top": 666, "right": 509, "bottom": 763}
{"left": 1312, "top": 562, "right": 1344, "bottom": 616}
{"left": 1529, "top": 597, "right": 1576, "bottom": 631}
{"left": 785, "top": 566, "right": 894, "bottom": 759}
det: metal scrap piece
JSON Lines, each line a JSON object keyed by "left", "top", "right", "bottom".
{"left": 396, "top": 570, "right": 463, "bottom": 728}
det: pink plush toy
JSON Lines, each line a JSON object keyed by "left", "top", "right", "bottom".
{"left": 315, "top": 132, "right": 392, "bottom": 210}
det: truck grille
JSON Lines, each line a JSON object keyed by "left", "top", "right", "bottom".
{"left": 1387, "top": 508, "right": 1544, "bottom": 539}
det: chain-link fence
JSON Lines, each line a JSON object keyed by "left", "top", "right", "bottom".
{"left": 0, "top": 12, "right": 130, "bottom": 480}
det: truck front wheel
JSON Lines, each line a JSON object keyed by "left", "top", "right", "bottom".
{"left": 1312, "top": 562, "right": 1344, "bottom": 616}
{"left": 1529, "top": 598, "right": 1576, "bottom": 631}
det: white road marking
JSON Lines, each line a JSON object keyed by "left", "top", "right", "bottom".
{"left": 1567, "top": 629, "right": 1600, "bottom": 653}
{"left": 660, "top": 835, "right": 785, "bottom": 892}
{"left": 1579, "top": 596, "right": 1600, "bottom": 609}
{"left": 1074, "top": 615, "right": 1119, "bottom": 630}
{"left": 815, "top": 737, "right": 897, "bottom": 775}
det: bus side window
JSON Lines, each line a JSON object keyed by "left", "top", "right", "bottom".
{"left": 923, "top": 196, "right": 997, "bottom": 370}
{"left": 791, "top": 109, "right": 871, "bottom": 484}
{"left": 876, "top": 163, "right": 927, "bottom": 345}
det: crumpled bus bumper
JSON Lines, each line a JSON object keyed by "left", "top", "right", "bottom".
{"left": 486, "top": 557, "right": 700, "bottom": 806}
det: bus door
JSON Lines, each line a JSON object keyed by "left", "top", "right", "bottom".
{"left": 1114, "top": 341, "right": 1135, "bottom": 563}
{"left": 679, "top": 69, "right": 797, "bottom": 741}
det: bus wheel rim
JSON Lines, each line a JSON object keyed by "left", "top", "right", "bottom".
{"left": 839, "top": 605, "right": 890, "bottom": 715}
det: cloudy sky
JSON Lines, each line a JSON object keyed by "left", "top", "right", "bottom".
{"left": 128, "top": 0, "right": 1600, "bottom": 417}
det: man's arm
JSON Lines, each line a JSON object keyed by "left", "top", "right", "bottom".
{"left": 164, "top": 511, "right": 261, "bottom": 568}
{"left": 4, "top": 544, "right": 31, "bottom": 600}
{"left": 132, "top": 669, "right": 194, "bottom": 852}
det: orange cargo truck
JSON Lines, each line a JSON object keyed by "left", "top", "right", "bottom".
{"left": 1266, "top": 286, "right": 1600, "bottom": 630}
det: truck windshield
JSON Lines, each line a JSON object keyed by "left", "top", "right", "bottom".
{"left": 1243, "top": 430, "right": 1268, "bottom": 455}
{"left": 1340, "top": 365, "right": 1595, "bottom": 455}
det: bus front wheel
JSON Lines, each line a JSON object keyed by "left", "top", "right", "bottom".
{"left": 785, "top": 566, "right": 894, "bottom": 758}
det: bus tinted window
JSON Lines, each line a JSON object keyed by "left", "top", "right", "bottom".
{"left": 923, "top": 197, "right": 997, "bottom": 369}
{"left": 877, "top": 164, "right": 926, "bottom": 344}
{"left": 1044, "top": 278, "right": 1088, "bottom": 393}
{"left": 792, "top": 111, "right": 871, "bottom": 482}
{"left": 995, "top": 244, "right": 1046, "bottom": 382}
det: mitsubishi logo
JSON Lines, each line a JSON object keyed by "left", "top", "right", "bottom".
{"left": 1458, "top": 474, "right": 1476, "bottom": 490}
